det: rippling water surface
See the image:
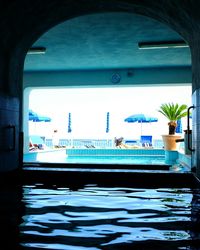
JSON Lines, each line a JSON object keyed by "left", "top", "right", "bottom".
{"left": 19, "top": 184, "right": 200, "bottom": 249}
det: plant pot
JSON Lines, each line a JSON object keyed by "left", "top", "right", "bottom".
{"left": 162, "top": 135, "right": 182, "bottom": 151}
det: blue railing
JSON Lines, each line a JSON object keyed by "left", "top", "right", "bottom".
{"left": 44, "top": 138, "right": 165, "bottom": 149}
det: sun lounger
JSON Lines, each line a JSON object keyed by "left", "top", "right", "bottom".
{"left": 29, "top": 135, "right": 45, "bottom": 150}
{"left": 140, "top": 135, "right": 153, "bottom": 147}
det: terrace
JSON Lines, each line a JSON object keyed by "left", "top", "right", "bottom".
{"left": 24, "top": 136, "right": 191, "bottom": 173}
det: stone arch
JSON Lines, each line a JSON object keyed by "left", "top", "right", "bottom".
{"left": 7, "top": 0, "right": 193, "bottom": 97}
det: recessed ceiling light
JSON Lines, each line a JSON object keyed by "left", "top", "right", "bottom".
{"left": 138, "top": 41, "right": 189, "bottom": 49}
{"left": 27, "top": 47, "right": 46, "bottom": 54}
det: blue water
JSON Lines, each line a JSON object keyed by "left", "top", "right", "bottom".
{"left": 19, "top": 184, "right": 200, "bottom": 249}
{"left": 66, "top": 155, "right": 165, "bottom": 165}
{"left": 24, "top": 150, "right": 166, "bottom": 165}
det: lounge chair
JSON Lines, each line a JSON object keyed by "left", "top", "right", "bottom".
{"left": 29, "top": 135, "right": 46, "bottom": 150}
{"left": 124, "top": 139, "right": 137, "bottom": 146}
{"left": 84, "top": 145, "right": 95, "bottom": 148}
{"left": 140, "top": 135, "right": 153, "bottom": 147}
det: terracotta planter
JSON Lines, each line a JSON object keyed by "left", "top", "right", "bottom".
{"left": 162, "top": 135, "right": 182, "bottom": 151}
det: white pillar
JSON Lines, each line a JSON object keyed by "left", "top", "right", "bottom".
{"left": 23, "top": 87, "right": 31, "bottom": 153}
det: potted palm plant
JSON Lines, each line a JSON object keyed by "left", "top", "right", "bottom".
{"left": 158, "top": 103, "right": 188, "bottom": 150}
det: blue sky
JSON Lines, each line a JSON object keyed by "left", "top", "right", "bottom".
{"left": 29, "top": 85, "right": 192, "bottom": 139}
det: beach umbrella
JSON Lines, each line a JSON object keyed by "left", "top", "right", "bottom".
{"left": 106, "top": 112, "right": 110, "bottom": 133}
{"left": 124, "top": 113, "right": 158, "bottom": 135}
{"left": 29, "top": 109, "right": 51, "bottom": 122}
{"left": 68, "top": 112, "right": 72, "bottom": 133}
{"left": 175, "top": 119, "right": 182, "bottom": 133}
{"left": 29, "top": 109, "right": 51, "bottom": 135}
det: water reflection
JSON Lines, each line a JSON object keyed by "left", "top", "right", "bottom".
{"left": 19, "top": 185, "right": 200, "bottom": 249}
{"left": 190, "top": 189, "right": 200, "bottom": 249}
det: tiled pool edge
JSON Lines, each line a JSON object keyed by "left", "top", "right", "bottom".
{"left": 177, "top": 151, "right": 192, "bottom": 171}
{"left": 164, "top": 150, "right": 191, "bottom": 171}
{"left": 66, "top": 148, "right": 165, "bottom": 156}
{"left": 66, "top": 148, "right": 192, "bottom": 171}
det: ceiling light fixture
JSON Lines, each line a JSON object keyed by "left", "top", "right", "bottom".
{"left": 27, "top": 47, "right": 46, "bottom": 54}
{"left": 138, "top": 41, "right": 189, "bottom": 49}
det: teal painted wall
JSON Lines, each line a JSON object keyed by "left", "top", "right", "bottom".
{"left": 23, "top": 67, "right": 191, "bottom": 89}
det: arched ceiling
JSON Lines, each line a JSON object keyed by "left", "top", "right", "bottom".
{"left": 24, "top": 12, "right": 191, "bottom": 72}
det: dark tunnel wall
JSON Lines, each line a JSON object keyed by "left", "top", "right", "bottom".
{"left": 0, "top": 0, "right": 200, "bottom": 178}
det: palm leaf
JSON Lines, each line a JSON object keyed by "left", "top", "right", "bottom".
{"left": 158, "top": 103, "right": 188, "bottom": 121}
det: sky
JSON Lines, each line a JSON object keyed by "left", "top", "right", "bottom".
{"left": 29, "top": 85, "right": 192, "bottom": 140}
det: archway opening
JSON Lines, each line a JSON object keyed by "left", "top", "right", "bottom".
{"left": 22, "top": 12, "right": 192, "bottom": 171}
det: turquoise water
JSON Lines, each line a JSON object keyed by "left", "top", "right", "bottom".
{"left": 24, "top": 150, "right": 166, "bottom": 165}
{"left": 66, "top": 155, "right": 165, "bottom": 165}
{"left": 19, "top": 184, "right": 200, "bottom": 249}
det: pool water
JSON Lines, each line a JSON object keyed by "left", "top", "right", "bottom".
{"left": 66, "top": 155, "right": 166, "bottom": 165}
{"left": 24, "top": 150, "right": 166, "bottom": 165}
{"left": 19, "top": 184, "right": 200, "bottom": 249}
